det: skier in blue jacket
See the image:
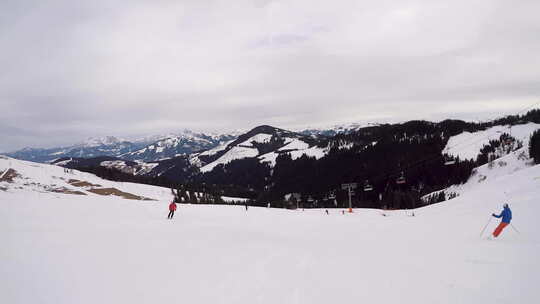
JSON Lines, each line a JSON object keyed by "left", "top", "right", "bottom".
{"left": 492, "top": 203, "right": 512, "bottom": 238}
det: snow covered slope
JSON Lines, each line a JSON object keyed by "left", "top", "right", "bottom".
{"left": 195, "top": 125, "right": 328, "bottom": 172}
{"left": 427, "top": 134, "right": 536, "bottom": 203}
{"left": 6, "top": 131, "right": 239, "bottom": 163}
{"left": 120, "top": 131, "right": 237, "bottom": 162}
{"left": 0, "top": 155, "right": 171, "bottom": 200}
{"left": 443, "top": 123, "right": 540, "bottom": 160}
{"left": 2, "top": 155, "right": 540, "bottom": 303}
{"left": 6, "top": 136, "right": 153, "bottom": 163}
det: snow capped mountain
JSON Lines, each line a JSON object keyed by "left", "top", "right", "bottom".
{"left": 5, "top": 130, "right": 239, "bottom": 163}
{"left": 5, "top": 137, "right": 151, "bottom": 163}
{"left": 4, "top": 122, "right": 384, "bottom": 164}
{"left": 120, "top": 131, "right": 237, "bottom": 162}
{"left": 37, "top": 125, "right": 336, "bottom": 181}
{"left": 193, "top": 125, "right": 329, "bottom": 173}
{"left": 78, "top": 136, "right": 126, "bottom": 148}
{"left": 296, "top": 122, "right": 379, "bottom": 137}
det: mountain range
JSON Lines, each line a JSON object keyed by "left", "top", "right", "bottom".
{"left": 6, "top": 123, "right": 364, "bottom": 164}
{"left": 6, "top": 110, "right": 540, "bottom": 208}
{"left": 6, "top": 130, "right": 242, "bottom": 163}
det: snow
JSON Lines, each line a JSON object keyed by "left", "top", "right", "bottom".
{"left": 294, "top": 122, "right": 370, "bottom": 134}
{"left": 96, "top": 160, "right": 159, "bottom": 176}
{"left": 238, "top": 133, "right": 273, "bottom": 147}
{"left": 188, "top": 155, "right": 203, "bottom": 167}
{"left": 199, "top": 146, "right": 259, "bottom": 172}
{"left": 425, "top": 143, "right": 535, "bottom": 201}
{"left": 278, "top": 138, "right": 309, "bottom": 151}
{"left": 53, "top": 159, "right": 72, "bottom": 166}
{"left": 0, "top": 157, "right": 170, "bottom": 199}
{"left": 290, "top": 145, "right": 327, "bottom": 160}
{"left": 258, "top": 151, "right": 280, "bottom": 166}
{"left": 221, "top": 196, "right": 249, "bottom": 203}
{"left": 278, "top": 138, "right": 328, "bottom": 161}
{"left": 135, "top": 162, "right": 159, "bottom": 175}
{"left": 197, "top": 140, "right": 234, "bottom": 157}
{"left": 444, "top": 123, "right": 540, "bottom": 160}
{"left": 201, "top": 136, "right": 328, "bottom": 170}
{"left": 1, "top": 156, "right": 540, "bottom": 303}
{"left": 100, "top": 160, "right": 126, "bottom": 167}
{"left": 79, "top": 136, "right": 123, "bottom": 147}
{"left": 49, "top": 150, "right": 67, "bottom": 156}
{"left": 198, "top": 134, "right": 275, "bottom": 172}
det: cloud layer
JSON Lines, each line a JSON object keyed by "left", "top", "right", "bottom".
{"left": 1, "top": 0, "right": 540, "bottom": 151}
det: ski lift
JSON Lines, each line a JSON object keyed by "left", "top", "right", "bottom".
{"left": 444, "top": 157, "right": 456, "bottom": 166}
{"left": 443, "top": 154, "right": 456, "bottom": 165}
{"left": 363, "top": 180, "right": 373, "bottom": 192}
{"left": 307, "top": 196, "right": 314, "bottom": 202}
{"left": 328, "top": 191, "right": 336, "bottom": 200}
{"left": 396, "top": 172, "right": 406, "bottom": 184}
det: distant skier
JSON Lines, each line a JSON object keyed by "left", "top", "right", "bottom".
{"left": 167, "top": 201, "right": 177, "bottom": 219}
{"left": 492, "top": 203, "right": 512, "bottom": 238}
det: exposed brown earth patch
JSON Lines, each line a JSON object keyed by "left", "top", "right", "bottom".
{"left": 0, "top": 171, "right": 154, "bottom": 200}
{"left": 87, "top": 187, "right": 154, "bottom": 201}
{"left": 51, "top": 187, "right": 87, "bottom": 195}
{"left": 0, "top": 168, "right": 20, "bottom": 183}
{"left": 68, "top": 179, "right": 101, "bottom": 187}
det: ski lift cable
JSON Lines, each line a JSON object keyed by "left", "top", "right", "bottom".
{"left": 419, "top": 100, "right": 540, "bottom": 167}
{"left": 367, "top": 100, "right": 540, "bottom": 185}
{"left": 323, "top": 100, "right": 540, "bottom": 195}
{"left": 443, "top": 100, "right": 540, "bottom": 153}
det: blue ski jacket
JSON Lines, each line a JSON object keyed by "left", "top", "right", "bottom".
{"left": 493, "top": 206, "right": 512, "bottom": 223}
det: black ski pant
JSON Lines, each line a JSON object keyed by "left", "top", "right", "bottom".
{"left": 168, "top": 210, "right": 175, "bottom": 219}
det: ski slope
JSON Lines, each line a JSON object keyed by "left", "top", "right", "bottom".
{"left": 443, "top": 123, "right": 540, "bottom": 160}
{"left": 198, "top": 134, "right": 328, "bottom": 172}
{"left": 1, "top": 157, "right": 540, "bottom": 303}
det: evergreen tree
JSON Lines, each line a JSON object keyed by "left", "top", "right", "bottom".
{"left": 530, "top": 129, "right": 540, "bottom": 164}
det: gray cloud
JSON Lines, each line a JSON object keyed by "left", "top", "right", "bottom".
{"left": 1, "top": 0, "right": 540, "bottom": 152}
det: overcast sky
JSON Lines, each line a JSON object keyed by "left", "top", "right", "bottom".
{"left": 1, "top": 0, "right": 540, "bottom": 152}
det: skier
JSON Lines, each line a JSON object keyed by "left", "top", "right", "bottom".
{"left": 167, "top": 201, "right": 177, "bottom": 219}
{"left": 491, "top": 203, "right": 512, "bottom": 238}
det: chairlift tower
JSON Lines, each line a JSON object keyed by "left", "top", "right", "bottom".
{"left": 341, "top": 183, "right": 357, "bottom": 213}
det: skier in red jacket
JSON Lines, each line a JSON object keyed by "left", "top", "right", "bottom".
{"left": 167, "top": 201, "right": 177, "bottom": 219}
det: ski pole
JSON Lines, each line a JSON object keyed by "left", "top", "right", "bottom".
{"left": 480, "top": 216, "right": 492, "bottom": 237}
{"left": 510, "top": 223, "right": 521, "bottom": 234}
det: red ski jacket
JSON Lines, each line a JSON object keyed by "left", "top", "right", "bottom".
{"left": 169, "top": 202, "right": 177, "bottom": 211}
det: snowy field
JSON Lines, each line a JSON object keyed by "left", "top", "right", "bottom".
{"left": 444, "top": 123, "right": 540, "bottom": 160}
{"left": 2, "top": 157, "right": 540, "bottom": 303}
